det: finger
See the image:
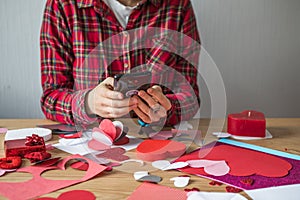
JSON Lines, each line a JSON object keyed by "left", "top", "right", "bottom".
{"left": 97, "top": 97, "right": 136, "bottom": 109}
{"left": 153, "top": 105, "right": 167, "bottom": 117}
{"left": 133, "top": 107, "right": 151, "bottom": 124}
{"left": 98, "top": 103, "right": 137, "bottom": 118}
{"left": 100, "top": 87, "right": 124, "bottom": 100}
{"left": 135, "top": 98, "right": 161, "bottom": 123}
{"left": 147, "top": 87, "right": 171, "bottom": 111}
{"left": 99, "top": 77, "right": 124, "bottom": 99}
{"left": 138, "top": 90, "right": 159, "bottom": 110}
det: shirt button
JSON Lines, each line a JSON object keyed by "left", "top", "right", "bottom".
{"left": 124, "top": 63, "right": 129, "bottom": 68}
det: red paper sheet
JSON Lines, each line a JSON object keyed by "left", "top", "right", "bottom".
{"left": 177, "top": 144, "right": 292, "bottom": 178}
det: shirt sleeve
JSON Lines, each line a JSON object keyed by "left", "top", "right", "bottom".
{"left": 165, "top": 0, "right": 201, "bottom": 126}
{"left": 40, "top": 0, "right": 97, "bottom": 126}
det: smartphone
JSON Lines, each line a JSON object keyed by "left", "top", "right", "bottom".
{"left": 114, "top": 71, "right": 152, "bottom": 97}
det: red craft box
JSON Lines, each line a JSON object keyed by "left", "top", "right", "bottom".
{"left": 5, "top": 138, "right": 46, "bottom": 158}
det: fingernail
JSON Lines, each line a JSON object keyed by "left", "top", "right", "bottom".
{"left": 139, "top": 90, "right": 145, "bottom": 96}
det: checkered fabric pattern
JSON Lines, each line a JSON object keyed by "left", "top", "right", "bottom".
{"left": 40, "top": 0, "right": 201, "bottom": 126}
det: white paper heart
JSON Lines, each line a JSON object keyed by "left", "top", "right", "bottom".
{"left": 0, "top": 170, "right": 6, "bottom": 177}
{"left": 134, "top": 171, "right": 149, "bottom": 180}
{"left": 0, "top": 169, "right": 16, "bottom": 177}
{"left": 152, "top": 160, "right": 171, "bottom": 170}
{"left": 152, "top": 160, "right": 189, "bottom": 171}
{"left": 92, "top": 130, "right": 113, "bottom": 145}
{"left": 187, "top": 160, "right": 230, "bottom": 176}
{"left": 163, "top": 162, "right": 189, "bottom": 171}
{"left": 112, "top": 121, "right": 124, "bottom": 141}
{"left": 170, "top": 176, "right": 190, "bottom": 187}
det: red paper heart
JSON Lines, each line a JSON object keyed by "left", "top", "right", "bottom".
{"left": 113, "top": 136, "right": 129, "bottom": 145}
{"left": 99, "top": 119, "right": 117, "bottom": 141}
{"left": 136, "top": 140, "right": 186, "bottom": 161}
{"left": 36, "top": 190, "right": 95, "bottom": 200}
{"left": 227, "top": 110, "right": 266, "bottom": 137}
{"left": 176, "top": 144, "right": 292, "bottom": 178}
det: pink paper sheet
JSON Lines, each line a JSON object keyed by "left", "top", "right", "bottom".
{"left": 127, "top": 182, "right": 187, "bottom": 200}
{"left": 0, "top": 154, "right": 106, "bottom": 200}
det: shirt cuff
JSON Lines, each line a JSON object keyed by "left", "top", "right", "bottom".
{"left": 71, "top": 89, "right": 99, "bottom": 129}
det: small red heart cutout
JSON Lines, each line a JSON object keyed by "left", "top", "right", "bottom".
{"left": 136, "top": 140, "right": 186, "bottom": 161}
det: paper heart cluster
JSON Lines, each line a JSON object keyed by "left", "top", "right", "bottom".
{"left": 89, "top": 119, "right": 128, "bottom": 150}
{"left": 152, "top": 159, "right": 230, "bottom": 176}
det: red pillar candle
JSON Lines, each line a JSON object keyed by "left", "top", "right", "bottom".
{"left": 227, "top": 110, "right": 266, "bottom": 137}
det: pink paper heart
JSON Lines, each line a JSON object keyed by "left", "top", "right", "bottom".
{"left": 187, "top": 159, "right": 230, "bottom": 176}
{"left": 92, "top": 120, "right": 127, "bottom": 146}
{"left": 92, "top": 127, "right": 113, "bottom": 145}
{"left": 96, "top": 147, "right": 129, "bottom": 162}
{"left": 149, "top": 131, "right": 173, "bottom": 140}
{"left": 99, "top": 119, "right": 117, "bottom": 140}
{"left": 88, "top": 139, "right": 111, "bottom": 151}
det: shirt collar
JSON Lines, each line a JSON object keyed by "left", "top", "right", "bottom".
{"left": 76, "top": 0, "right": 160, "bottom": 8}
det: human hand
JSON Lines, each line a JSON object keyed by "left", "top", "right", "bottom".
{"left": 85, "top": 77, "right": 138, "bottom": 118}
{"left": 133, "top": 85, "right": 172, "bottom": 124}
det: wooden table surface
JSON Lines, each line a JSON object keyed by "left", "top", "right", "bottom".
{"left": 0, "top": 118, "right": 299, "bottom": 199}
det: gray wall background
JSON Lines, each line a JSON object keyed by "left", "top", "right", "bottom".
{"left": 0, "top": 0, "right": 299, "bottom": 119}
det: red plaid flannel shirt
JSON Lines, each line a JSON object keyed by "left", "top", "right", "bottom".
{"left": 40, "top": 0, "right": 201, "bottom": 126}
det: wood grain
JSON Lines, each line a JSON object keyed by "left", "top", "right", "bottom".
{"left": 0, "top": 118, "right": 299, "bottom": 199}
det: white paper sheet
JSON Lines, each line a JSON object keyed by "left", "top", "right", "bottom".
{"left": 245, "top": 184, "right": 300, "bottom": 200}
{"left": 187, "top": 191, "right": 247, "bottom": 200}
{"left": 213, "top": 129, "right": 272, "bottom": 141}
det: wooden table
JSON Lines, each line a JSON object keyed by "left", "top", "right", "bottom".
{"left": 0, "top": 118, "right": 299, "bottom": 199}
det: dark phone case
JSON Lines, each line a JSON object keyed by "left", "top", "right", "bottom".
{"left": 114, "top": 71, "right": 152, "bottom": 95}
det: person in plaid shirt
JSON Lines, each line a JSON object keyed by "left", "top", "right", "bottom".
{"left": 40, "top": 0, "right": 201, "bottom": 127}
